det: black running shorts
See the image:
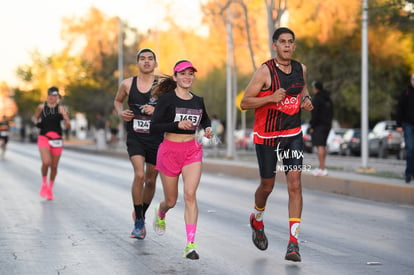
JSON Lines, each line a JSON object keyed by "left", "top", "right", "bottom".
{"left": 126, "top": 133, "right": 162, "bottom": 165}
{"left": 311, "top": 125, "right": 331, "bottom": 146}
{"left": 255, "top": 133, "right": 304, "bottom": 178}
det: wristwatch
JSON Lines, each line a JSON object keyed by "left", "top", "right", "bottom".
{"left": 303, "top": 95, "right": 312, "bottom": 101}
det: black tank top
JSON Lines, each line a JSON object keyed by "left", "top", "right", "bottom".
{"left": 126, "top": 76, "right": 162, "bottom": 141}
{"left": 40, "top": 103, "right": 63, "bottom": 136}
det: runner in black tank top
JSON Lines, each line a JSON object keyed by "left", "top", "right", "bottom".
{"left": 240, "top": 28, "right": 314, "bottom": 262}
{"left": 113, "top": 48, "right": 163, "bottom": 240}
{"left": 126, "top": 76, "right": 162, "bottom": 142}
{"left": 33, "top": 86, "right": 71, "bottom": 200}
{"left": 0, "top": 116, "right": 10, "bottom": 159}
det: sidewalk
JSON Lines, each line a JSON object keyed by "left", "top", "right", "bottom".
{"left": 64, "top": 139, "right": 414, "bottom": 205}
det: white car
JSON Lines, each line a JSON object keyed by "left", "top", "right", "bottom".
{"left": 368, "top": 120, "right": 402, "bottom": 158}
{"left": 327, "top": 128, "right": 347, "bottom": 154}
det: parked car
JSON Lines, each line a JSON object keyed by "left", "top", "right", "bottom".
{"left": 339, "top": 128, "right": 361, "bottom": 156}
{"left": 247, "top": 131, "right": 255, "bottom": 151}
{"left": 327, "top": 128, "right": 347, "bottom": 154}
{"left": 368, "top": 120, "right": 402, "bottom": 158}
{"left": 234, "top": 129, "right": 252, "bottom": 150}
{"left": 301, "top": 123, "right": 313, "bottom": 153}
{"left": 28, "top": 124, "right": 39, "bottom": 143}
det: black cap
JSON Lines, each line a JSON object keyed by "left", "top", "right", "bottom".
{"left": 312, "top": 80, "right": 323, "bottom": 90}
{"left": 47, "top": 86, "right": 59, "bottom": 96}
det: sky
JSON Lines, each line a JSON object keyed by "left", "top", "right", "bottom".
{"left": 0, "top": 0, "right": 205, "bottom": 86}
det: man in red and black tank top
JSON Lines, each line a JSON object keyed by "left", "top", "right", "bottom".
{"left": 241, "top": 27, "right": 313, "bottom": 262}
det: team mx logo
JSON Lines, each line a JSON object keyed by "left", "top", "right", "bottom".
{"left": 274, "top": 142, "right": 303, "bottom": 161}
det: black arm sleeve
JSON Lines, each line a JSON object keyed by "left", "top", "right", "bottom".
{"left": 150, "top": 96, "right": 179, "bottom": 134}
{"left": 199, "top": 97, "right": 212, "bottom": 129}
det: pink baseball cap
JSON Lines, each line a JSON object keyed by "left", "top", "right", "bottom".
{"left": 173, "top": 60, "right": 198, "bottom": 73}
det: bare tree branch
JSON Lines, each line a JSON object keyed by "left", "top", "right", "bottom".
{"left": 236, "top": 0, "right": 257, "bottom": 71}
{"left": 264, "top": 0, "right": 287, "bottom": 57}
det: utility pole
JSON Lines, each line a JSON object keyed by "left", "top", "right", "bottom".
{"left": 226, "top": 4, "right": 235, "bottom": 159}
{"left": 117, "top": 17, "right": 125, "bottom": 143}
{"left": 118, "top": 17, "right": 123, "bottom": 89}
{"left": 361, "top": 0, "right": 369, "bottom": 169}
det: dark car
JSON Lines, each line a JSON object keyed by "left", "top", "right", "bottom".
{"left": 339, "top": 128, "right": 361, "bottom": 156}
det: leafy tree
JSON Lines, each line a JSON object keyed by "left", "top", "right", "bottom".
{"left": 11, "top": 1, "right": 414, "bottom": 135}
{"left": 12, "top": 88, "right": 42, "bottom": 122}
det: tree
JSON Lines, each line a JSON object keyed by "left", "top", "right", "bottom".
{"left": 11, "top": 1, "right": 414, "bottom": 133}
{"left": 264, "top": 0, "right": 288, "bottom": 56}
{"left": 12, "top": 88, "right": 42, "bottom": 123}
{"left": 57, "top": 8, "right": 142, "bottom": 120}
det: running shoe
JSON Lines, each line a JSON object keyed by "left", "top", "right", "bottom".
{"left": 153, "top": 205, "right": 166, "bottom": 235}
{"left": 183, "top": 242, "right": 199, "bottom": 260}
{"left": 249, "top": 213, "right": 268, "bottom": 251}
{"left": 285, "top": 241, "right": 301, "bottom": 262}
{"left": 314, "top": 169, "right": 328, "bottom": 177}
{"left": 311, "top": 168, "right": 321, "bottom": 176}
{"left": 130, "top": 219, "right": 146, "bottom": 239}
{"left": 39, "top": 184, "right": 49, "bottom": 198}
{"left": 46, "top": 187, "right": 53, "bottom": 200}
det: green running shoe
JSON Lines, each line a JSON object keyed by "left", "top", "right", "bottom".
{"left": 183, "top": 242, "right": 199, "bottom": 260}
{"left": 153, "top": 205, "right": 166, "bottom": 236}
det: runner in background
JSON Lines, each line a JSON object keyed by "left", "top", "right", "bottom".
{"left": 0, "top": 115, "right": 10, "bottom": 159}
{"left": 107, "top": 108, "right": 121, "bottom": 145}
{"left": 34, "top": 87, "right": 71, "bottom": 200}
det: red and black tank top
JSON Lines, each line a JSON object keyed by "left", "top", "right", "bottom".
{"left": 253, "top": 59, "right": 304, "bottom": 146}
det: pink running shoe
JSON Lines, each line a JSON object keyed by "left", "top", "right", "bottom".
{"left": 46, "top": 187, "right": 54, "bottom": 200}
{"left": 39, "top": 184, "right": 49, "bottom": 197}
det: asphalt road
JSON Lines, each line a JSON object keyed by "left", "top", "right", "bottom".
{"left": 1, "top": 142, "right": 413, "bottom": 275}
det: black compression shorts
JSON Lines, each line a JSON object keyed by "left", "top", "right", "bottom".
{"left": 126, "top": 133, "right": 162, "bottom": 165}
{"left": 0, "top": 136, "right": 8, "bottom": 144}
{"left": 255, "top": 133, "right": 304, "bottom": 178}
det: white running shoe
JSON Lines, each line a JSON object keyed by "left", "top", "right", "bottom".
{"left": 311, "top": 168, "right": 321, "bottom": 176}
{"left": 314, "top": 169, "right": 328, "bottom": 176}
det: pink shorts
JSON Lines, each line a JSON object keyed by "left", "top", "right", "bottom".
{"left": 156, "top": 139, "right": 203, "bottom": 177}
{"left": 38, "top": 132, "right": 63, "bottom": 156}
